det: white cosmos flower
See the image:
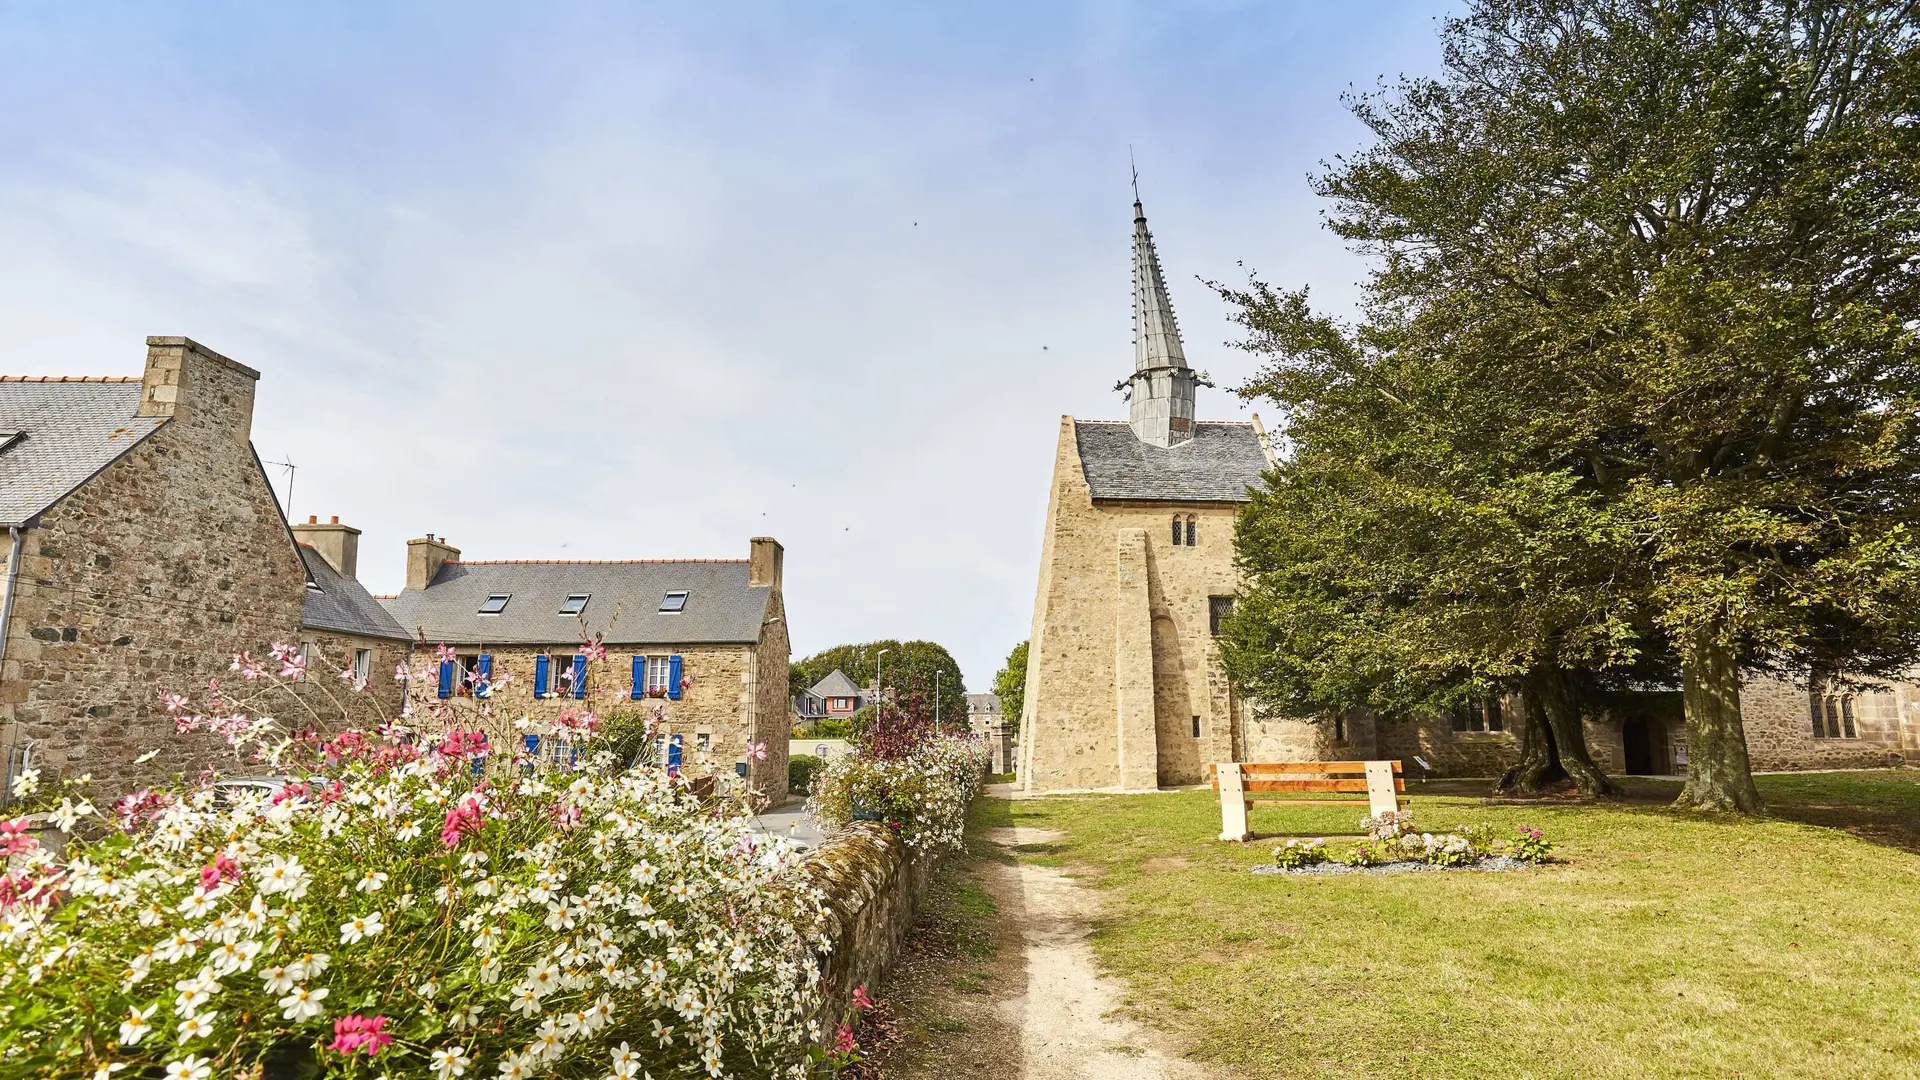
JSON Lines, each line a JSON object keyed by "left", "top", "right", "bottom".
{"left": 90, "top": 1064, "right": 126, "bottom": 1080}
{"left": 395, "top": 819, "right": 423, "bottom": 842}
{"left": 495, "top": 1053, "right": 537, "bottom": 1080}
{"left": 339, "top": 911, "right": 385, "bottom": 944}
{"left": 174, "top": 1012, "right": 216, "bottom": 1043}
{"left": 507, "top": 985, "right": 542, "bottom": 1017}
{"left": 609, "top": 1042, "right": 641, "bottom": 1078}
{"left": 118, "top": 1004, "right": 158, "bottom": 1047}
{"left": 354, "top": 870, "right": 389, "bottom": 893}
{"left": 529, "top": 1018, "right": 565, "bottom": 1060}
{"left": 429, "top": 1045, "right": 471, "bottom": 1079}
{"left": 260, "top": 965, "right": 296, "bottom": 994}
{"left": 287, "top": 952, "right": 330, "bottom": 980}
{"left": 165, "top": 1056, "right": 213, "bottom": 1080}
{"left": 278, "top": 985, "right": 329, "bottom": 1021}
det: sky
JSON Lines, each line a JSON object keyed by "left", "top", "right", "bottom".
{"left": 0, "top": 0, "right": 1453, "bottom": 690}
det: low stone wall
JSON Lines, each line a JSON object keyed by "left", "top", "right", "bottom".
{"left": 799, "top": 820, "right": 941, "bottom": 1020}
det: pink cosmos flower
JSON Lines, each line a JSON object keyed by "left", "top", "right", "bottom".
{"left": 851, "top": 986, "right": 874, "bottom": 1012}
{"left": 832, "top": 1022, "right": 858, "bottom": 1055}
{"left": 746, "top": 741, "right": 768, "bottom": 762}
{"left": 230, "top": 652, "right": 266, "bottom": 680}
{"left": 434, "top": 643, "right": 459, "bottom": 665}
{"left": 0, "top": 819, "right": 36, "bottom": 859}
{"left": 158, "top": 692, "right": 190, "bottom": 713}
{"left": 327, "top": 1014, "right": 393, "bottom": 1056}
{"left": 440, "top": 795, "right": 487, "bottom": 850}
{"left": 198, "top": 852, "right": 242, "bottom": 890}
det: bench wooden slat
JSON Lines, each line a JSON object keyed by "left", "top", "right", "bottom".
{"left": 1210, "top": 777, "right": 1406, "bottom": 794}
{"left": 1210, "top": 760, "right": 1402, "bottom": 776}
{"left": 1247, "top": 798, "right": 1397, "bottom": 806}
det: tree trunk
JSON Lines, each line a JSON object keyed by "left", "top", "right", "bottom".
{"left": 1675, "top": 628, "right": 1763, "bottom": 814}
{"left": 1496, "top": 692, "right": 1561, "bottom": 794}
{"left": 1526, "top": 666, "right": 1616, "bottom": 797}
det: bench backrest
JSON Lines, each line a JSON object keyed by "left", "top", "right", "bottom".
{"left": 1209, "top": 760, "right": 1405, "bottom": 795}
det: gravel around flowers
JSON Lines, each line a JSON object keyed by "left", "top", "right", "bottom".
{"left": 1253, "top": 855, "right": 1527, "bottom": 875}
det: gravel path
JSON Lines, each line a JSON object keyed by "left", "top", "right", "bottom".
{"left": 981, "top": 827, "right": 1223, "bottom": 1080}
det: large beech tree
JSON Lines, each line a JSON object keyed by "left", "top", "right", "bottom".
{"left": 1226, "top": 0, "right": 1920, "bottom": 812}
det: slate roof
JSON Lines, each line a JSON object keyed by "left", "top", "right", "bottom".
{"left": 299, "top": 547, "right": 411, "bottom": 641}
{"left": 380, "top": 560, "right": 771, "bottom": 646}
{"left": 809, "top": 670, "right": 863, "bottom": 699}
{"left": 1073, "top": 419, "right": 1270, "bottom": 502}
{"left": 0, "top": 379, "right": 165, "bottom": 526}
{"left": 966, "top": 693, "right": 1001, "bottom": 714}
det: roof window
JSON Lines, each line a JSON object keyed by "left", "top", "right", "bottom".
{"left": 660, "top": 590, "right": 689, "bottom": 613}
{"left": 0, "top": 431, "right": 22, "bottom": 454}
{"left": 478, "top": 594, "right": 511, "bottom": 614}
{"left": 558, "top": 594, "right": 590, "bottom": 616}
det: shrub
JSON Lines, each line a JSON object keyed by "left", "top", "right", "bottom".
{"left": 1458, "top": 821, "right": 1497, "bottom": 859}
{"left": 1343, "top": 841, "right": 1387, "bottom": 867}
{"left": 1273, "top": 838, "right": 1329, "bottom": 869}
{"left": 788, "top": 754, "right": 823, "bottom": 796}
{"left": 806, "top": 733, "right": 986, "bottom": 852}
{"left": 0, "top": 645, "right": 829, "bottom": 1080}
{"left": 1422, "top": 832, "right": 1476, "bottom": 867}
{"left": 1511, "top": 825, "right": 1554, "bottom": 864}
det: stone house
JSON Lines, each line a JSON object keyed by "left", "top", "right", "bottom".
{"left": 793, "top": 669, "right": 869, "bottom": 727}
{"left": 379, "top": 535, "right": 792, "bottom": 806}
{"left": 966, "top": 692, "right": 1015, "bottom": 774}
{"left": 289, "top": 515, "right": 413, "bottom": 728}
{"left": 0, "top": 337, "right": 354, "bottom": 796}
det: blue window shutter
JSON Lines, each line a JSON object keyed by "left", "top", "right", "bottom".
{"left": 477, "top": 654, "right": 493, "bottom": 697}
{"left": 631, "top": 656, "right": 645, "bottom": 700}
{"left": 666, "top": 734, "right": 683, "bottom": 774}
{"left": 668, "top": 655, "right": 683, "bottom": 699}
{"left": 572, "top": 654, "right": 588, "bottom": 699}
{"left": 533, "top": 655, "right": 549, "bottom": 698}
{"left": 437, "top": 660, "right": 453, "bottom": 699}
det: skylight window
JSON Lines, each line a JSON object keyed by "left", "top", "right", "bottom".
{"left": 0, "top": 431, "right": 22, "bottom": 454}
{"left": 558, "top": 594, "right": 590, "bottom": 616}
{"left": 659, "top": 591, "right": 689, "bottom": 613}
{"left": 478, "top": 594, "right": 511, "bottom": 614}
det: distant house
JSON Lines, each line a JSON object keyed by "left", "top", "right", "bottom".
{"left": 967, "top": 693, "right": 1015, "bottom": 773}
{"left": 379, "top": 535, "right": 792, "bottom": 806}
{"left": 291, "top": 516, "right": 412, "bottom": 726}
{"left": 793, "top": 669, "right": 870, "bottom": 726}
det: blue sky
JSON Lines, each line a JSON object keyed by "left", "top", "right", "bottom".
{"left": 0, "top": 1, "right": 1451, "bottom": 688}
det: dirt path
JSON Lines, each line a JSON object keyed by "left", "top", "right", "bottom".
{"left": 979, "top": 826, "right": 1221, "bottom": 1080}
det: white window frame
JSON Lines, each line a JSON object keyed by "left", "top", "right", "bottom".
{"left": 645, "top": 655, "right": 673, "bottom": 694}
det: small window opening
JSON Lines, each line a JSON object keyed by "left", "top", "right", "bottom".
{"left": 353, "top": 649, "right": 372, "bottom": 684}
{"left": 1209, "top": 596, "right": 1234, "bottom": 635}
{"left": 558, "top": 593, "right": 590, "bottom": 616}
{"left": 1186, "top": 517, "right": 1197, "bottom": 546}
{"left": 1172, "top": 516, "right": 1183, "bottom": 546}
{"left": 478, "top": 594, "right": 511, "bottom": 614}
{"left": 1191, "top": 715, "right": 1201, "bottom": 738}
{"left": 660, "top": 590, "right": 689, "bottom": 613}
{"left": 1334, "top": 714, "right": 1347, "bottom": 742}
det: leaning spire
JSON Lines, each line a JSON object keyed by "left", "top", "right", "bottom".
{"left": 1123, "top": 188, "right": 1198, "bottom": 447}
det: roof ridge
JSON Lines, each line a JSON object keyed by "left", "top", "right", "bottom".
{"left": 1077, "top": 417, "right": 1253, "bottom": 427}
{"left": 447, "top": 559, "right": 750, "bottom": 566}
{"left": 0, "top": 375, "right": 141, "bottom": 383}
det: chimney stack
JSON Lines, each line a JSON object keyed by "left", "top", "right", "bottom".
{"left": 749, "top": 536, "right": 783, "bottom": 589}
{"left": 137, "top": 336, "right": 261, "bottom": 446}
{"left": 407, "top": 535, "right": 460, "bottom": 592}
{"left": 291, "top": 515, "right": 362, "bottom": 579}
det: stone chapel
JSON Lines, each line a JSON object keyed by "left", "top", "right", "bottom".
{"left": 1016, "top": 196, "right": 1278, "bottom": 793}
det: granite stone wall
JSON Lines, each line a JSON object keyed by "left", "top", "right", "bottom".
{"left": 0, "top": 340, "right": 308, "bottom": 795}
{"left": 799, "top": 820, "right": 941, "bottom": 1023}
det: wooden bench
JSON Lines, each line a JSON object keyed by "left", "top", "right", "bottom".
{"left": 1212, "top": 760, "right": 1407, "bottom": 843}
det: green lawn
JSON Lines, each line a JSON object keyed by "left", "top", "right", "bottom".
{"left": 985, "top": 770, "right": 1920, "bottom": 1079}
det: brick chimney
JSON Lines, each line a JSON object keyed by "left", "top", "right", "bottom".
{"left": 749, "top": 536, "right": 783, "bottom": 589}
{"left": 136, "top": 336, "right": 261, "bottom": 446}
{"left": 292, "top": 515, "right": 361, "bottom": 579}
{"left": 407, "top": 535, "right": 460, "bottom": 592}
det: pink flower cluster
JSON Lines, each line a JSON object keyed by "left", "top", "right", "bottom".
{"left": 0, "top": 818, "right": 36, "bottom": 859}
{"left": 441, "top": 794, "right": 488, "bottom": 850}
{"left": 112, "top": 788, "right": 172, "bottom": 829}
{"left": 326, "top": 1014, "right": 393, "bottom": 1056}
{"left": 198, "top": 852, "right": 242, "bottom": 891}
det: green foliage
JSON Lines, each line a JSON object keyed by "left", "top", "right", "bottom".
{"left": 788, "top": 754, "right": 823, "bottom": 795}
{"left": 1222, "top": 0, "right": 1920, "bottom": 811}
{"left": 992, "top": 641, "right": 1028, "bottom": 727}
{"left": 1271, "top": 838, "right": 1329, "bottom": 869}
{"left": 594, "top": 707, "right": 660, "bottom": 767}
{"left": 811, "top": 714, "right": 857, "bottom": 739}
{"left": 1511, "top": 825, "right": 1554, "bottom": 865}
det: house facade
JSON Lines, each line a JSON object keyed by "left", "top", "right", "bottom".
{"left": 793, "top": 669, "right": 868, "bottom": 727}
{"left": 0, "top": 337, "right": 389, "bottom": 796}
{"left": 379, "top": 535, "right": 792, "bottom": 806}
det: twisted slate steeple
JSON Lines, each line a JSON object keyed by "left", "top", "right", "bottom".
{"left": 1124, "top": 196, "right": 1199, "bottom": 448}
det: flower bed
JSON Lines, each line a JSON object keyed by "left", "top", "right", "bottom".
{"left": 0, "top": 645, "right": 833, "bottom": 1080}
{"left": 1258, "top": 813, "right": 1554, "bottom": 875}
{"left": 803, "top": 733, "right": 988, "bottom": 853}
